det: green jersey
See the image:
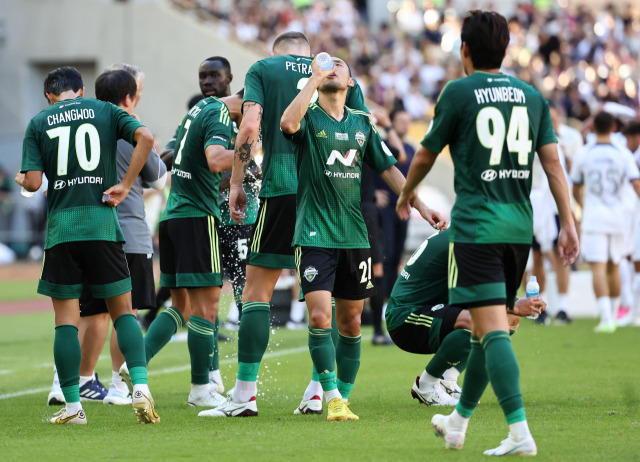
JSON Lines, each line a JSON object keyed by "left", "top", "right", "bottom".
{"left": 243, "top": 54, "right": 367, "bottom": 198}
{"left": 288, "top": 105, "right": 396, "bottom": 248}
{"left": 20, "top": 96, "right": 143, "bottom": 249}
{"left": 219, "top": 160, "right": 260, "bottom": 227}
{"left": 385, "top": 230, "right": 449, "bottom": 331}
{"left": 421, "top": 72, "right": 557, "bottom": 244}
{"left": 161, "top": 97, "right": 232, "bottom": 221}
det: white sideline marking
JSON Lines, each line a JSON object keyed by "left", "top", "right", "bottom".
{"left": 0, "top": 346, "right": 309, "bottom": 401}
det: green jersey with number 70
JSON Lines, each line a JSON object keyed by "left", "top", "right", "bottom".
{"left": 421, "top": 71, "right": 557, "bottom": 244}
{"left": 20, "top": 96, "right": 143, "bottom": 249}
{"left": 243, "top": 54, "right": 368, "bottom": 199}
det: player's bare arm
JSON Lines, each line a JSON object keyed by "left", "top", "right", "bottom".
{"left": 280, "top": 58, "right": 333, "bottom": 135}
{"left": 378, "top": 164, "right": 447, "bottom": 230}
{"left": 229, "top": 101, "right": 262, "bottom": 224}
{"left": 205, "top": 145, "right": 234, "bottom": 173}
{"left": 396, "top": 146, "right": 438, "bottom": 220}
{"left": 537, "top": 142, "right": 580, "bottom": 265}
{"left": 15, "top": 170, "right": 43, "bottom": 192}
{"left": 103, "top": 125, "right": 153, "bottom": 207}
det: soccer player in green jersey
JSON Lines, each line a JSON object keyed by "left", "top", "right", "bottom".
{"left": 386, "top": 230, "right": 545, "bottom": 407}
{"left": 279, "top": 56, "right": 446, "bottom": 421}
{"left": 209, "top": 31, "right": 370, "bottom": 418}
{"left": 16, "top": 66, "right": 159, "bottom": 424}
{"left": 151, "top": 90, "right": 234, "bottom": 408}
{"left": 396, "top": 11, "right": 579, "bottom": 456}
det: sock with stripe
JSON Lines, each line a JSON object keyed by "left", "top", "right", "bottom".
{"left": 114, "top": 313, "right": 148, "bottom": 385}
{"left": 336, "top": 333, "right": 361, "bottom": 400}
{"left": 144, "top": 306, "right": 185, "bottom": 364}
{"left": 455, "top": 336, "right": 489, "bottom": 418}
{"left": 483, "top": 330, "right": 526, "bottom": 425}
{"left": 308, "top": 327, "right": 338, "bottom": 403}
{"left": 54, "top": 324, "right": 81, "bottom": 404}
{"left": 188, "top": 315, "right": 215, "bottom": 385}
{"left": 425, "top": 328, "right": 471, "bottom": 379}
{"left": 233, "top": 285, "right": 244, "bottom": 319}
{"left": 309, "top": 299, "right": 340, "bottom": 385}
{"left": 236, "top": 302, "right": 270, "bottom": 394}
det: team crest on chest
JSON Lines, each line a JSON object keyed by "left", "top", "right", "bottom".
{"left": 303, "top": 266, "right": 319, "bottom": 282}
{"left": 355, "top": 131, "right": 365, "bottom": 147}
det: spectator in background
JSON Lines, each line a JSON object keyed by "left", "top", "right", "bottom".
{"left": 375, "top": 108, "right": 414, "bottom": 298}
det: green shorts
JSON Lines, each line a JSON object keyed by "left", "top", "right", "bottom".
{"left": 38, "top": 241, "right": 131, "bottom": 300}
{"left": 247, "top": 195, "right": 296, "bottom": 269}
{"left": 159, "top": 216, "right": 223, "bottom": 288}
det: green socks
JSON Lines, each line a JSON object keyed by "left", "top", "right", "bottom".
{"left": 209, "top": 316, "right": 220, "bottom": 372}
{"left": 54, "top": 325, "right": 81, "bottom": 403}
{"left": 456, "top": 335, "right": 488, "bottom": 418}
{"left": 188, "top": 315, "right": 215, "bottom": 385}
{"left": 114, "top": 314, "right": 148, "bottom": 385}
{"left": 425, "top": 329, "right": 471, "bottom": 378}
{"left": 336, "top": 333, "right": 361, "bottom": 400}
{"left": 237, "top": 302, "right": 270, "bottom": 382}
{"left": 233, "top": 285, "right": 244, "bottom": 317}
{"left": 144, "top": 306, "right": 185, "bottom": 364}
{"left": 310, "top": 299, "right": 339, "bottom": 382}
{"left": 483, "top": 330, "right": 526, "bottom": 424}
{"left": 309, "top": 327, "right": 337, "bottom": 392}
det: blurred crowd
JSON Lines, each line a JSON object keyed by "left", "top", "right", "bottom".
{"left": 177, "top": 0, "right": 640, "bottom": 124}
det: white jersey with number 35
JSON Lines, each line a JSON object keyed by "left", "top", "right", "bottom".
{"left": 570, "top": 143, "right": 639, "bottom": 234}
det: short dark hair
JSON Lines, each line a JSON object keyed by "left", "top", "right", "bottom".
{"left": 622, "top": 120, "right": 640, "bottom": 136}
{"left": 236, "top": 87, "right": 245, "bottom": 98}
{"left": 461, "top": 10, "right": 509, "bottom": 70}
{"left": 593, "top": 111, "right": 615, "bottom": 135}
{"left": 95, "top": 70, "right": 137, "bottom": 106}
{"left": 187, "top": 93, "right": 204, "bottom": 109}
{"left": 43, "top": 66, "right": 83, "bottom": 99}
{"left": 202, "top": 56, "right": 231, "bottom": 73}
{"left": 272, "top": 31, "right": 310, "bottom": 51}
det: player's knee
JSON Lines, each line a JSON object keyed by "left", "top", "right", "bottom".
{"left": 308, "top": 310, "right": 331, "bottom": 329}
{"left": 338, "top": 317, "right": 361, "bottom": 337}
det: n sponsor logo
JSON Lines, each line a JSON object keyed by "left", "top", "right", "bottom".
{"left": 53, "top": 180, "right": 66, "bottom": 190}
{"left": 335, "top": 132, "right": 348, "bottom": 141}
{"left": 326, "top": 149, "right": 357, "bottom": 166}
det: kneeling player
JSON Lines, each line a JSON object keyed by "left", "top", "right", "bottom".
{"left": 279, "top": 56, "right": 446, "bottom": 421}
{"left": 386, "top": 230, "right": 545, "bottom": 406}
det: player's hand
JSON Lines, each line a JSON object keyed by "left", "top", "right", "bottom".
{"left": 102, "top": 183, "right": 130, "bottom": 207}
{"left": 557, "top": 224, "right": 580, "bottom": 266}
{"left": 507, "top": 313, "right": 520, "bottom": 331}
{"left": 375, "top": 189, "right": 389, "bottom": 208}
{"left": 229, "top": 185, "right": 247, "bottom": 224}
{"left": 396, "top": 191, "right": 413, "bottom": 221}
{"left": 14, "top": 172, "right": 25, "bottom": 187}
{"left": 369, "top": 106, "right": 391, "bottom": 129}
{"left": 411, "top": 196, "right": 449, "bottom": 230}
{"left": 514, "top": 296, "right": 547, "bottom": 317}
{"left": 311, "top": 56, "right": 336, "bottom": 81}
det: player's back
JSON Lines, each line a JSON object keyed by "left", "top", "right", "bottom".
{"left": 244, "top": 54, "right": 367, "bottom": 198}
{"left": 163, "top": 96, "right": 232, "bottom": 220}
{"left": 573, "top": 143, "right": 638, "bottom": 233}
{"left": 427, "top": 72, "right": 557, "bottom": 244}
{"left": 22, "top": 96, "right": 141, "bottom": 248}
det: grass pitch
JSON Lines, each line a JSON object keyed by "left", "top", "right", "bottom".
{"left": 0, "top": 308, "right": 639, "bottom": 461}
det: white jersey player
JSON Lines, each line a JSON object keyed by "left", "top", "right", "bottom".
{"left": 571, "top": 112, "right": 640, "bottom": 333}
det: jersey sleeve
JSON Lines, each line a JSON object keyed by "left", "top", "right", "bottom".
{"left": 283, "top": 113, "right": 308, "bottom": 143}
{"left": 21, "top": 119, "right": 44, "bottom": 172}
{"left": 420, "top": 82, "right": 457, "bottom": 154}
{"left": 203, "top": 104, "right": 233, "bottom": 150}
{"left": 139, "top": 145, "right": 167, "bottom": 182}
{"left": 536, "top": 98, "right": 558, "bottom": 148}
{"left": 243, "top": 62, "right": 264, "bottom": 107}
{"left": 363, "top": 120, "right": 397, "bottom": 174}
{"left": 346, "top": 82, "right": 369, "bottom": 113}
{"left": 113, "top": 104, "right": 144, "bottom": 145}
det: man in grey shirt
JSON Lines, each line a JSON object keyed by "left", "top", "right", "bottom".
{"left": 47, "top": 66, "right": 167, "bottom": 406}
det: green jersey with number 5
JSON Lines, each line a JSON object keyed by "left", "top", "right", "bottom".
{"left": 20, "top": 96, "right": 143, "bottom": 249}
{"left": 421, "top": 71, "right": 557, "bottom": 244}
{"left": 243, "top": 54, "right": 367, "bottom": 198}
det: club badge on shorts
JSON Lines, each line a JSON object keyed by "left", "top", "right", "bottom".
{"left": 303, "top": 266, "right": 319, "bottom": 282}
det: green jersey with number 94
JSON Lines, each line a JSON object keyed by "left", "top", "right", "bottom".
{"left": 21, "top": 96, "right": 143, "bottom": 249}
{"left": 243, "top": 54, "right": 367, "bottom": 199}
{"left": 421, "top": 71, "right": 557, "bottom": 244}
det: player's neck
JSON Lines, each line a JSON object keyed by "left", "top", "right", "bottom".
{"left": 318, "top": 92, "right": 346, "bottom": 121}
{"left": 49, "top": 90, "right": 82, "bottom": 105}
{"left": 595, "top": 133, "right": 611, "bottom": 144}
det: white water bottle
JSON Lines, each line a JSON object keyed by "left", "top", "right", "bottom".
{"left": 315, "top": 52, "right": 334, "bottom": 71}
{"left": 525, "top": 276, "right": 540, "bottom": 320}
